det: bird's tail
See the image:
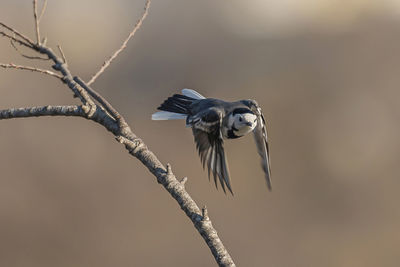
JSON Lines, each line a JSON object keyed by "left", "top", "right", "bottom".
{"left": 152, "top": 89, "right": 205, "bottom": 120}
{"left": 158, "top": 94, "right": 194, "bottom": 114}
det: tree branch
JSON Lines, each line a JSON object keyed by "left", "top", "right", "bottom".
{"left": 87, "top": 0, "right": 151, "bottom": 85}
{"left": 0, "top": 22, "right": 35, "bottom": 46}
{"left": 0, "top": 2, "right": 236, "bottom": 266}
{"left": 0, "top": 105, "right": 120, "bottom": 135}
{"left": 0, "top": 63, "right": 63, "bottom": 79}
{"left": 116, "top": 137, "right": 236, "bottom": 266}
{"left": 0, "top": 105, "right": 83, "bottom": 120}
{"left": 0, "top": 30, "right": 33, "bottom": 48}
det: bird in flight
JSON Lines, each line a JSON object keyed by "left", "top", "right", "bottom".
{"left": 152, "top": 89, "right": 271, "bottom": 195}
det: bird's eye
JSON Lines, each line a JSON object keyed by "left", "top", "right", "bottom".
{"left": 239, "top": 117, "right": 242, "bottom": 122}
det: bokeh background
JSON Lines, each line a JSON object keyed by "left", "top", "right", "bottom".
{"left": 1, "top": 0, "right": 400, "bottom": 266}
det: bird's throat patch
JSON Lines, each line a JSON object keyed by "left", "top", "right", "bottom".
{"left": 227, "top": 127, "right": 241, "bottom": 139}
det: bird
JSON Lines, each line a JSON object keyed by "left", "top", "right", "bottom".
{"left": 152, "top": 89, "right": 271, "bottom": 194}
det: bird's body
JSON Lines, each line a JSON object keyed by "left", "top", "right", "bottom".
{"left": 152, "top": 89, "right": 271, "bottom": 194}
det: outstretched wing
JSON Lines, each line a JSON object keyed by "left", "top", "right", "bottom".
{"left": 242, "top": 100, "right": 272, "bottom": 190}
{"left": 189, "top": 108, "right": 233, "bottom": 194}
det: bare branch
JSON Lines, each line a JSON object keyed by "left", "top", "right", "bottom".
{"left": 0, "top": 63, "right": 63, "bottom": 79}
{"left": 87, "top": 0, "right": 151, "bottom": 85}
{"left": 38, "top": 0, "right": 48, "bottom": 22}
{"left": 0, "top": 22, "right": 35, "bottom": 46}
{"left": 33, "top": 0, "right": 41, "bottom": 44}
{"left": 0, "top": 105, "right": 83, "bottom": 120}
{"left": 0, "top": 105, "right": 119, "bottom": 136}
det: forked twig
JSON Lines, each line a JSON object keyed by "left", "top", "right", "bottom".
{"left": 87, "top": 0, "right": 151, "bottom": 85}
{"left": 0, "top": 31, "right": 32, "bottom": 48}
{"left": 0, "top": 22, "right": 35, "bottom": 46}
{"left": 74, "top": 76, "right": 124, "bottom": 123}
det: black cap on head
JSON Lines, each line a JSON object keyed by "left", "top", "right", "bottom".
{"left": 232, "top": 107, "right": 253, "bottom": 115}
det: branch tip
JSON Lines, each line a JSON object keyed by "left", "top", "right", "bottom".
{"left": 87, "top": 0, "right": 151, "bottom": 85}
{"left": 166, "top": 163, "right": 172, "bottom": 175}
{"left": 180, "top": 177, "right": 188, "bottom": 186}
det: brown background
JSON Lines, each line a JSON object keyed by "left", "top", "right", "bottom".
{"left": 1, "top": 1, "right": 400, "bottom": 266}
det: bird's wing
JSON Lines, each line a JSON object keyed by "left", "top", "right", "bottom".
{"left": 190, "top": 108, "right": 233, "bottom": 194}
{"left": 245, "top": 100, "right": 272, "bottom": 190}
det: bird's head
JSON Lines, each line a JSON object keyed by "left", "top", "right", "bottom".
{"left": 229, "top": 108, "right": 257, "bottom": 136}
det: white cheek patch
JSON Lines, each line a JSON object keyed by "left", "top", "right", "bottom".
{"left": 243, "top": 113, "right": 257, "bottom": 123}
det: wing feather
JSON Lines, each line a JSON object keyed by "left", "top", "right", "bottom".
{"left": 243, "top": 100, "right": 272, "bottom": 190}
{"left": 191, "top": 108, "right": 233, "bottom": 194}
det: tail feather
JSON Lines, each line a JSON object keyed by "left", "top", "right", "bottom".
{"left": 152, "top": 111, "right": 187, "bottom": 120}
{"left": 153, "top": 90, "right": 206, "bottom": 121}
{"left": 158, "top": 94, "right": 195, "bottom": 114}
{"left": 181, "top": 89, "right": 206, "bottom": 99}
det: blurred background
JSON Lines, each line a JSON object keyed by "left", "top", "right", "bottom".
{"left": 1, "top": 0, "right": 400, "bottom": 266}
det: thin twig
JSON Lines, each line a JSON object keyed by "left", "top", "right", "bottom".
{"left": 0, "top": 30, "right": 32, "bottom": 48}
{"left": 87, "top": 0, "right": 151, "bottom": 85}
{"left": 10, "top": 39, "right": 49, "bottom": 60}
{"left": 38, "top": 0, "right": 48, "bottom": 22}
{"left": 33, "top": 0, "right": 40, "bottom": 44}
{"left": 57, "top": 45, "right": 67, "bottom": 64}
{"left": 0, "top": 22, "right": 35, "bottom": 46}
{"left": 0, "top": 63, "right": 63, "bottom": 79}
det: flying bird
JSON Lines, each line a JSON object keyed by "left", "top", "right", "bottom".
{"left": 152, "top": 89, "right": 271, "bottom": 194}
